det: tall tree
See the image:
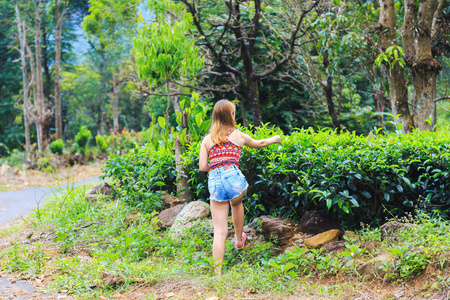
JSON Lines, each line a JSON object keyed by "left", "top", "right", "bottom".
{"left": 82, "top": 0, "right": 141, "bottom": 134}
{"left": 13, "top": 0, "right": 32, "bottom": 160}
{"left": 375, "top": 0, "right": 448, "bottom": 131}
{"left": 178, "top": 0, "right": 319, "bottom": 126}
{"left": 53, "top": 0, "right": 68, "bottom": 140}
{"left": 134, "top": 0, "right": 204, "bottom": 202}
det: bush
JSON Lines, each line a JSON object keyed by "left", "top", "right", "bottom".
{"left": 95, "top": 135, "right": 109, "bottom": 152}
{"left": 0, "top": 143, "right": 9, "bottom": 157}
{"left": 74, "top": 126, "right": 92, "bottom": 149}
{"left": 49, "top": 139, "right": 64, "bottom": 155}
{"left": 105, "top": 126, "right": 450, "bottom": 226}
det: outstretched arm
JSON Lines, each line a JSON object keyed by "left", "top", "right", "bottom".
{"left": 242, "top": 133, "right": 281, "bottom": 149}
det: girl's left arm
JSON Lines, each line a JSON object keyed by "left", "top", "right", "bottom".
{"left": 199, "top": 139, "right": 209, "bottom": 172}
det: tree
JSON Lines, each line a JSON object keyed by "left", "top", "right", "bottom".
{"left": 54, "top": 0, "right": 68, "bottom": 140}
{"left": 134, "top": 0, "right": 204, "bottom": 202}
{"left": 82, "top": 0, "right": 141, "bottom": 134}
{"left": 375, "top": 0, "right": 449, "bottom": 131}
{"left": 177, "top": 0, "right": 319, "bottom": 126}
{"left": 13, "top": 0, "right": 32, "bottom": 160}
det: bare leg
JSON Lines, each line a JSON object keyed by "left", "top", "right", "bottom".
{"left": 230, "top": 188, "right": 247, "bottom": 246}
{"left": 210, "top": 199, "right": 229, "bottom": 274}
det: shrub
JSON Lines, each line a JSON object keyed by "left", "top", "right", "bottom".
{"left": 95, "top": 135, "right": 109, "bottom": 152}
{"left": 74, "top": 126, "right": 92, "bottom": 149}
{"left": 49, "top": 139, "right": 64, "bottom": 155}
{"left": 0, "top": 143, "right": 9, "bottom": 157}
{"left": 106, "top": 126, "right": 450, "bottom": 226}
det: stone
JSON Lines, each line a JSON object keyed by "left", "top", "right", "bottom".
{"left": 380, "top": 221, "right": 415, "bottom": 241}
{"left": 169, "top": 201, "right": 210, "bottom": 238}
{"left": 323, "top": 241, "right": 346, "bottom": 253}
{"left": 251, "top": 215, "right": 270, "bottom": 229}
{"left": 162, "top": 192, "right": 184, "bottom": 208}
{"left": 304, "top": 229, "right": 341, "bottom": 249}
{"left": 344, "top": 230, "right": 359, "bottom": 241}
{"left": 86, "top": 182, "right": 111, "bottom": 196}
{"left": 157, "top": 204, "right": 186, "bottom": 229}
{"left": 298, "top": 212, "right": 342, "bottom": 235}
{"left": 361, "top": 241, "right": 380, "bottom": 253}
{"left": 357, "top": 253, "right": 395, "bottom": 280}
{"left": 260, "top": 217, "right": 299, "bottom": 246}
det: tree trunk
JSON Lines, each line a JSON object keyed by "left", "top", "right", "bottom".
{"left": 54, "top": 0, "right": 66, "bottom": 140}
{"left": 33, "top": 0, "right": 46, "bottom": 150}
{"left": 112, "top": 75, "right": 121, "bottom": 131}
{"left": 403, "top": 0, "right": 442, "bottom": 130}
{"left": 168, "top": 82, "right": 191, "bottom": 203}
{"left": 14, "top": 1, "right": 32, "bottom": 161}
{"left": 376, "top": 0, "right": 413, "bottom": 133}
{"left": 323, "top": 50, "right": 341, "bottom": 133}
{"left": 247, "top": 79, "right": 262, "bottom": 127}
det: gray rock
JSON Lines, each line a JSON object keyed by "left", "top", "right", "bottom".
{"left": 157, "top": 204, "right": 186, "bottom": 229}
{"left": 380, "top": 221, "right": 415, "bottom": 241}
{"left": 169, "top": 201, "right": 210, "bottom": 238}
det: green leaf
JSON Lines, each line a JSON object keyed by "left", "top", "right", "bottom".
{"left": 361, "top": 191, "right": 371, "bottom": 198}
{"left": 158, "top": 116, "right": 166, "bottom": 129}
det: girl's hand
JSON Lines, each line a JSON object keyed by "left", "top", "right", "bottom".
{"left": 272, "top": 135, "right": 281, "bottom": 144}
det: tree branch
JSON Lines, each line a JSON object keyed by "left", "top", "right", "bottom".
{"left": 434, "top": 96, "right": 450, "bottom": 102}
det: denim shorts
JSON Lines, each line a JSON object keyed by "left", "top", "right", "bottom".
{"left": 208, "top": 165, "right": 248, "bottom": 202}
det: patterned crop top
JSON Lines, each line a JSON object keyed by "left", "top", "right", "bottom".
{"left": 208, "top": 131, "right": 242, "bottom": 171}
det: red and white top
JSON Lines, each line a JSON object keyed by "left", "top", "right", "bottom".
{"left": 208, "top": 131, "right": 242, "bottom": 171}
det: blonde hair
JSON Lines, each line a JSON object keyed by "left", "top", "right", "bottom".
{"left": 210, "top": 99, "right": 236, "bottom": 144}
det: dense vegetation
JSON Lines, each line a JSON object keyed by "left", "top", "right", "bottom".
{"left": 104, "top": 122, "right": 450, "bottom": 227}
{"left": 1, "top": 0, "right": 449, "bottom": 160}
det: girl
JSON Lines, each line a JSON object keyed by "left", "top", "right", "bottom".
{"left": 199, "top": 99, "right": 281, "bottom": 274}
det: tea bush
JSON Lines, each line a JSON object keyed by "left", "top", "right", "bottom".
{"left": 74, "top": 126, "right": 92, "bottom": 149}
{"left": 49, "top": 139, "right": 64, "bottom": 155}
{"left": 105, "top": 125, "right": 450, "bottom": 226}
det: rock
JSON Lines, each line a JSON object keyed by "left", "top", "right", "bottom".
{"left": 125, "top": 212, "right": 142, "bottom": 226}
{"left": 323, "top": 241, "right": 346, "bottom": 253}
{"left": 304, "top": 229, "right": 341, "bottom": 249}
{"left": 86, "top": 182, "right": 111, "bottom": 196}
{"left": 344, "top": 231, "right": 359, "bottom": 241}
{"left": 361, "top": 241, "right": 380, "bottom": 253}
{"left": 260, "top": 217, "right": 299, "bottom": 246}
{"left": 157, "top": 204, "right": 186, "bottom": 229}
{"left": 251, "top": 215, "right": 270, "bottom": 229}
{"left": 162, "top": 192, "right": 184, "bottom": 208}
{"left": 298, "top": 212, "right": 342, "bottom": 235}
{"left": 169, "top": 201, "right": 210, "bottom": 238}
{"left": 357, "top": 253, "right": 395, "bottom": 280}
{"left": 380, "top": 221, "right": 415, "bottom": 241}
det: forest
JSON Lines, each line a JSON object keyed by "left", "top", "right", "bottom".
{"left": 1, "top": 1, "right": 450, "bottom": 299}
{"left": 0, "top": 0, "right": 449, "bottom": 160}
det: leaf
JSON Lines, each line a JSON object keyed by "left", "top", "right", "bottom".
{"left": 397, "top": 185, "right": 403, "bottom": 192}
{"left": 361, "top": 191, "right": 371, "bottom": 198}
{"left": 158, "top": 116, "right": 166, "bottom": 129}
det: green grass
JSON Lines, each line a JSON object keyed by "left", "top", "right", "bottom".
{"left": 2, "top": 184, "right": 450, "bottom": 299}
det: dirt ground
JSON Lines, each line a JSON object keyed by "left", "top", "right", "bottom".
{"left": 1, "top": 220, "right": 450, "bottom": 300}
{"left": 0, "top": 162, "right": 104, "bottom": 193}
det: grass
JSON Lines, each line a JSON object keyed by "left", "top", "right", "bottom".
{"left": 2, "top": 183, "right": 450, "bottom": 299}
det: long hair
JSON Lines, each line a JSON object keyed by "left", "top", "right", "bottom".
{"left": 210, "top": 99, "right": 236, "bottom": 144}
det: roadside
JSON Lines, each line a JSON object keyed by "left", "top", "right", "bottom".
{"left": 0, "top": 161, "right": 104, "bottom": 193}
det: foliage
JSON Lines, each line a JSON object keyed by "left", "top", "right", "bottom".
{"left": 49, "top": 139, "right": 65, "bottom": 155}
{"left": 134, "top": 0, "right": 203, "bottom": 86}
{"left": 74, "top": 126, "right": 92, "bottom": 149}
{"left": 107, "top": 123, "right": 450, "bottom": 226}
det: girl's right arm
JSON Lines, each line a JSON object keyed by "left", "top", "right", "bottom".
{"left": 241, "top": 133, "right": 281, "bottom": 149}
{"left": 199, "top": 136, "right": 210, "bottom": 172}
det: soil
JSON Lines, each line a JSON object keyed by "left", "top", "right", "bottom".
{"left": 0, "top": 162, "right": 104, "bottom": 193}
{"left": 1, "top": 220, "right": 449, "bottom": 300}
